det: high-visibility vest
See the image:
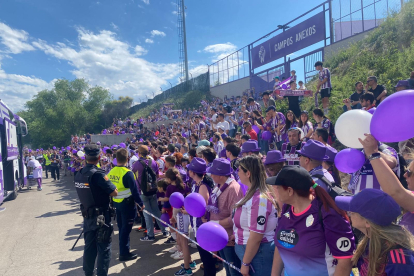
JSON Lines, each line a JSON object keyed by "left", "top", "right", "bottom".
{"left": 107, "top": 166, "right": 133, "bottom": 203}
{"left": 43, "top": 154, "right": 51, "bottom": 166}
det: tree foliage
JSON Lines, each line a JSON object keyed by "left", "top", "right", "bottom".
{"left": 102, "top": 96, "right": 134, "bottom": 126}
{"left": 18, "top": 79, "right": 112, "bottom": 148}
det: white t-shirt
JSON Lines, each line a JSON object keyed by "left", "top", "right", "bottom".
{"left": 211, "top": 114, "right": 218, "bottom": 130}
{"left": 129, "top": 155, "right": 138, "bottom": 169}
{"left": 217, "top": 121, "right": 230, "bottom": 132}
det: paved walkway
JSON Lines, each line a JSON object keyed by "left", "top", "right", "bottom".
{"left": 0, "top": 171, "right": 226, "bottom": 276}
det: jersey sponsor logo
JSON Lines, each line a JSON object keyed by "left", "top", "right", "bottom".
{"left": 283, "top": 212, "right": 290, "bottom": 219}
{"left": 75, "top": 182, "right": 89, "bottom": 189}
{"left": 306, "top": 214, "right": 314, "bottom": 227}
{"left": 257, "top": 215, "right": 266, "bottom": 226}
{"left": 277, "top": 229, "right": 299, "bottom": 248}
{"left": 336, "top": 237, "right": 351, "bottom": 252}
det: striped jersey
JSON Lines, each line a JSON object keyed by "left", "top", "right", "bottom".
{"left": 318, "top": 68, "right": 332, "bottom": 89}
{"left": 232, "top": 190, "right": 278, "bottom": 245}
{"left": 281, "top": 142, "right": 303, "bottom": 165}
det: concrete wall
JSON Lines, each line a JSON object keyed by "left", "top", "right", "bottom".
{"left": 91, "top": 134, "right": 136, "bottom": 145}
{"left": 210, "top": 77, "right": 250, "bottom": 99}
{"left": 324, "top": 29, "right": 375, "bottom": 60}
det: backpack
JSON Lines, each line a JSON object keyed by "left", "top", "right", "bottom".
{"left": 313, "top": 174, "right": 353, "bottom": 200}
{"left": 138, "top": 159, "right": 157, "bottom": 196}
{"left": 322, "top": 118, "right": 336, "bottom": 144}
{"left": 379, "top": 144, "right": 408, "bottom": 189}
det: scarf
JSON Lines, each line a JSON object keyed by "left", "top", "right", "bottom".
{"left": 206, "top": 177, "right": 233, "bottom": 215}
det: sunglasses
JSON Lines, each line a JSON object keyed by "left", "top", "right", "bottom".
{"left": 407, "top": 169, "right": 413, "bottom": 178}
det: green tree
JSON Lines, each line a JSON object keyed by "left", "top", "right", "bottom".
{"left": 102, "top": 96, "right": 134, "bottom": 127}
{"left": 18, "top": 79, "right": 112, "bottom": 148}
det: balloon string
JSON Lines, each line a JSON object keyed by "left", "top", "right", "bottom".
{"left": 136, "top": 204, "right": 241, "bottom": 273}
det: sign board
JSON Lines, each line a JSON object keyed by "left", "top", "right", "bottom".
{"left": 274, "top": 89, "right": 313, "bottom": 97}
{"left": 251, "top": 12, "right": 326, "bottom": 70}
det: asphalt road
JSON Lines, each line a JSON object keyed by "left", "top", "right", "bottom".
{"left": 0, "top": 171, "right": 226, "bottom": 276}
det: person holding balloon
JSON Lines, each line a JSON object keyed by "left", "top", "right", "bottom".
{"left": 185, "top": 157, "right": 216, "bottom": 276}
{"left": 233, "top": 155, "right": 279, "bottom": 276}
{"left": 268, "top": 166, "right": 355, "bottom": 276}
{"left": 204, "top": 159, "right": 244, "bottom": 276}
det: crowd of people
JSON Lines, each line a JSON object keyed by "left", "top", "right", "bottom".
{"left": 23, "top": 64, "right": 414, "bottom": 276}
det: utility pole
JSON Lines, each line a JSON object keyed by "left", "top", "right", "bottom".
{"left": 177, "top": 0, "right": 189, "bottom": 82}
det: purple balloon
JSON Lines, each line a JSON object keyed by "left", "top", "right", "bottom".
{"left": 119, "top": 143, "right": 126, "bottom": 148}
{"left": 114, "top": 124, "right": 116, "bottom": 127}
{"left": 282, "top": 84, "right": 288, "bottom": 89}
{"left": 160, "top": 213, "right": 170, "bottom": 226}
{"left": 72, "top": 150, "right": 77, "bottom": 154}
{"left": 121, "top": 131, "right": 125, "bottom": 134}
{"left": 67, "top": 146, "right": 71, "bottom": 150}
{"left": 261, "top": 131, "right": 272, "bottom": 141}
{"left": 252, "top": 125, "right": 260, "bottom": 134}
{"left": 366, "top": 108, "right": 376, "bottom": 115}
{"left": 196, "top": 222, "right": 229, "bottom": 251}
{"left": 334, "top": 148, "right": 365, "bottom": 173}
{"left": 81, "top": 156, "right": 85, "bottom": 160}
{"left": 184, "top": 193, "right": 206, "bottom": 218}
{"left": 28, "top": 149, "right": 32, "bottom": 153}
{"left": 53, "top": 146, "right": 56, "bottom": 150}
{"left": 169, "top": 192, "right": 185, "bottom": 208}
{"left": 182, "top": 133, "right": 187, "bottom": 138}
{"left": 71, "top": 168, "right": 76, "bottom": 173}
{"left": 371, "top": 90, "right": 414, "bottom": 142}
{"left": 59, "top": 151, "right": 62, "bottom": 154}
{"left": 40, "top": 148, "right": 43, "bottom": 151}
{"left": 116, "top": 133, "right": 120, "bottom": 136}
{"left": 36, "top": 149, "right": 39, "bottom": 152}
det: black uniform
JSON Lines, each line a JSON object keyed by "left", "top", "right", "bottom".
{"left": 50, "top": 153, "right": 60, "bottom": 181}
{"left": 74, "top": 145, "right": 116, "bottom": 276}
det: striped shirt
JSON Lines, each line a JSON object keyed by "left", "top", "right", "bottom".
{"left": 301, "top": 121, "right": 313, "bottom": 137}
{"left": 319, "top": 68, "right": 332, "bottom": 89}
{"left": 263, "top": 112, "right": 286, "bottom": 142}
{"left": 247, "top": 102, "right": 262, "bottom": 112}
{"left": 282, "top": 142, "right": 302, "bottom": 165}
{"left": 233, "top": 190, "right": 278, "bottom": 245}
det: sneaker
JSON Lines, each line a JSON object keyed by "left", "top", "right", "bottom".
{"left": 168, "top": 245, "right": 178, "bottom": 253}
{"left": 119, "top": 253, "right": 138, "bottom": 262}
{"left": 164, "top": 236, "right": 176, "bottom": 244}
{"left": 170, "top": 251, "right": 181, "bottom": 258}
{"left": 173, "top": 251, "right": 184, "bottom": 260}
{"left": 37, "top": 187, "right": 42, "bottom": 191}
{"left": 180, "top": 261, "right": 196, "bottom": 270}
{"left": 163, "top": 231, "right": 169, "bottom": 237}
{"left": 140, "top": 236, "right": 155, "bottom": 242}
{"left": 174, "top": 267, "right": 193, "bottom": 275}
{"left": 135, "top": 226, "right": 146, "bottom": 232}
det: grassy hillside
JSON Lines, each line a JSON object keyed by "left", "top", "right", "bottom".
{"left": 129, "top": 89, "right": 213, "bottom": 119}
{"left": 280, "top": 1, "right": 414, "bottom": 123}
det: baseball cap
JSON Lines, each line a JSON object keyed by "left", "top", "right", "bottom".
{"left": 84, "top": 144, "right": 100, "bottom": 157}
{"left": 198, "top": 140, "right": 210, "bottom": 147}
{"left": 266, "top": 165, "right": 314, "bottom": 191}
{"left": 395, "top": 80, "right": 409, "bottom": 88}
{"left": 335, "top": 189, "right": 401, "bottom": 226}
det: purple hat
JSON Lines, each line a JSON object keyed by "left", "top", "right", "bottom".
{"left": 240, "top": 139, "right": 261, "bottom": 154}
{"left": 335, "top": 189, "right": 401, "bottom": 226}
{"left": 395, "top": 80, "right": 409, "bottom": 88}
{"left": 324, "top": 147, "right": 337, "bottom": 162}
{"left": 186, "top": 157, "right": 207, "bottom": 174}
{"left": 264, "top": 150, "right": 286, "bottom": 165}
{"left": 208, "top": 159, "right": 233, "bottom": 176}
{"left": 111, "top": 145, "right": 118, "bottom": 149}
{"left": 297, "top": 140, "right": 326, "bottom": 161}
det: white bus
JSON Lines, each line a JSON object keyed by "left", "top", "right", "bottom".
{"left": 0, "top": 100, "right": 28, "bottom": 205}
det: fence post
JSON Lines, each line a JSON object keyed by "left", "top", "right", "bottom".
{"left": 329, "top": 0, "right": 334, "bottom": 44}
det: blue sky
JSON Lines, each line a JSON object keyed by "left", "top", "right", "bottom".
{"left": 0, "top": 0, "right": 328, "bottom": 110}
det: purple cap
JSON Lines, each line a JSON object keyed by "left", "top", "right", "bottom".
{"left": 324, "top": 147, "right": 337, "bottom": 162}
{"left": 208, "top": 159, "right": 233, "bottom": 176}
{"left": 395, "top": 80, "right": 409, "bottom": 88}
{"left": 186, "top": 157, "right": 207, "bottom": 174}
{"left": 264, "top": 150, "right": 286, "bottom": 165}
{"left": 335, "top": 189, "right": 401, "bottom": 226}
{"left": 240, "top": 140, "right": 261, "bottom": 154}
{"left": 297, "top": 140, "right": 326, "bottom": 161}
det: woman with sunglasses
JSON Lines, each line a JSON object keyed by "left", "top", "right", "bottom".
{"left": 268, "top": 166, "right": 355, "bottom": 276}
{"left": 233, "top": 155, "right": 279, "bottom": 276}
{"left": 335, "top": 189, "right": 414, "bottom": 275}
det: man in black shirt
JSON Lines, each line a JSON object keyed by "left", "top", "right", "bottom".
{"left": 50, "top": 150, "right": 61, "bottom": 182}
{"left": 365, "top": 76, "right": 387, "bottom": 105}
{"left": 343, "top": 81, "right": 365, "bottom": 112}
{"left": 286, "top": 81, "right": 301, "bottom": 118}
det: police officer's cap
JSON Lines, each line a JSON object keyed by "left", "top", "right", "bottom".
{"left": 84, "top": 144, "right": 100, "bottom": 157}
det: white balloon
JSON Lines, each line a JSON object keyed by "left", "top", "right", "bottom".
{"left": 335, "top": 110, "right": 372, "bottom": 148}
{"left": 77, "top": 151, "right": 85, "bottom": 157}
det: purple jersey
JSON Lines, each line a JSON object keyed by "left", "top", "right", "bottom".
{"left": 301, "top": 121, "right": 313, "bottom": 137}
{"left": 275, "top": 200, "right": 355, "bottom": 276}
{"left": 281, "top": 142, "right": 302, "bottom": 165}
{"left": 319, "top": 68, "right": 331, "bottom": 89}
{"left": 247, "top": 102, "right": 261, "bottom": 112}
{"left": 263, "top": 112, "right": 286, "bottom": 142}
{"left": 349, "top": 146, "right": 398, "bottom": 194}
{"left": 399, "top": 211, "right": 414, "bottom": 235}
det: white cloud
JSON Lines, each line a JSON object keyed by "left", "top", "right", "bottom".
{"left": 142, "top": 0, "right": 149, "bottom": 4}
{"left": 145, "top": 38, "right": 154, "bottom": 44}
{"left": 134, "top": 45, "right": 147, "bottom": 56}
{"left": 110, "top": 22, "right": 119, "bottom": 30}
{"left": 150, "top": 30, "right": 166, "bottom": 37}
{"left": 172, "top": 11, "right": 178, "bottom": 15}
{"left": 0, "top": 22, "right": 35, "bottom": 54}
{"left": 201, "top": 42, "right": 237, "bottom": 54}
{"left": 31, "top": 27, "right": 179, "bottom": 106}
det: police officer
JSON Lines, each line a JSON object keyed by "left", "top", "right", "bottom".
{"left": 43, "top": 150, "right": 51, "bottom": 179}
{"left": 107, "top": 148, "right": 144, "bottom": 261}
{"left": 74, "top": 144, "right": 118, "bottom": 276}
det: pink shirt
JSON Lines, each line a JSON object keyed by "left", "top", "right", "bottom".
{"left": 233, "top": 190, "right": 278, "bottom": 245}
